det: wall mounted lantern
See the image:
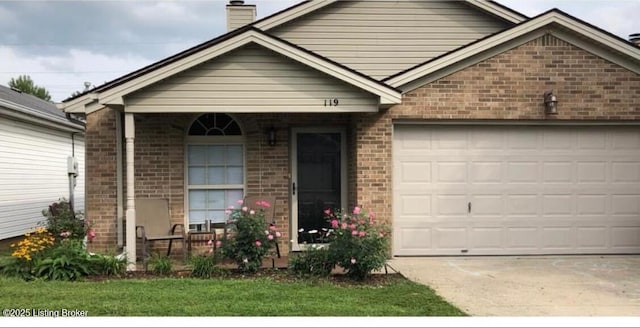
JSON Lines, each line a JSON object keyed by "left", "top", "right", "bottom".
{"left": 267, "top": 126, "right": 277, "bottom": 146}
{"left": 544, "top": 91, "right": 558, "bottom": 115}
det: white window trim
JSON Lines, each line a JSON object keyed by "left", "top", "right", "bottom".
{"left": 184, "top": 135, "right": 246, "bottom": 229}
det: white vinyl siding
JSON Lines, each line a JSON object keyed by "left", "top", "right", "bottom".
{"left": 0, "top": 117, "right": 85, "bottom": 239}
{"left": 393, "top": 125, "right": 640, "bottom": 256}
{"left": 271, "top": 1, "right": 511, "bottom": 79}
{"left": 125, "top": 45, "right": 379, "bottom": 113}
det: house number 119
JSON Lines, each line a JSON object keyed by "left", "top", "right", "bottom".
{"left": 324, "top": 98, "right": 339, "bottom": 107}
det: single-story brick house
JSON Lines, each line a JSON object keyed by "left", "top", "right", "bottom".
{"left": 61, "top": 0, "right": 640, "bottom": 270}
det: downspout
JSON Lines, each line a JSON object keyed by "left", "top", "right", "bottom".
{"left": 69, "top": 132, "right": 78, "bottom": 214}
{"left": 115, "top": 111, "right": 124, "bottom": 249}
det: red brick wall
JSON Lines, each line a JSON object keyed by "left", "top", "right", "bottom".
{"left": 354, "top": 34, "right": 640, "bottom": 228}
{"left": 85, "top": 107, "right": 118, "bottom": 251}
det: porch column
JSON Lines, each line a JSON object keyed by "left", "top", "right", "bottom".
{"left": 124, "top": 113, "right": 137, "bottom": 271}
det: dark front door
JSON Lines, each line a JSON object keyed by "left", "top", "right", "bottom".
{"left": 292, "top": 128, "right": 346, "bottom": 249}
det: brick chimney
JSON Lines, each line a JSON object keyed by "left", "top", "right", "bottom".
{"left": 630, "top": 33, "right": 640, "bottom": 47}
{"left": 226, "top": 0, "right": 256, "bottom": 32}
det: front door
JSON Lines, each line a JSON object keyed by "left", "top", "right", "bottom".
{"left": 291, "top": 127, "right": 347, "bottom": 250}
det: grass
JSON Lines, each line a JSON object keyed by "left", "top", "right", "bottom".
{"left": 0, "top": 275, "right": 465, "bottom": 316}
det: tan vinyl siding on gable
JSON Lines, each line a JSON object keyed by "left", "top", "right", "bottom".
{"left": 271, "top": 0, "right": 511, "bottom": 79}
{"left": 125, "top": 45, "right": 379, "bottom": 113}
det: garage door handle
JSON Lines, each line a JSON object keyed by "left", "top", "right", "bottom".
{"left": 468, "top": 202, "right": 471, "bottom": 213}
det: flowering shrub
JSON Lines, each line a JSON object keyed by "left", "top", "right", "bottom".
{"left": 220, "top": 199, "right": 281, "bottom": 273}
{"left": 325, "top": 206, "right": 390, "bottom": 280}
{"left": 42, "top": 199, "right": 88, "bottom": 242}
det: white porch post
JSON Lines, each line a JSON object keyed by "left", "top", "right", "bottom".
{"left": 124, "top": 113, "right": 137, "bottom": 271}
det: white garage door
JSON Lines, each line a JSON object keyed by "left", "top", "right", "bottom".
{"left": 393, "top": 125, "right": 640, "bottom": 256}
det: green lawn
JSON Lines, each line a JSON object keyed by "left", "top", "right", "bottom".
{"left": 0, "top": 275, "right": 465, "bottom": 316}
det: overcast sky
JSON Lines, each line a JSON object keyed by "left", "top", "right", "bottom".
{"left": 1, "top": 0, "right": 638, "bottom": 102}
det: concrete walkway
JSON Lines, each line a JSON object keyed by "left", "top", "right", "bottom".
{"left": 388, "top": 256, "right": 640, "bottom": 316}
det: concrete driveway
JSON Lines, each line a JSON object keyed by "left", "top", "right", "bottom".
{"left": 388, "top": 256, "right": 640, "bottom": 316}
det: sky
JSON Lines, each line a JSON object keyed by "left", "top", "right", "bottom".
{"left": 0, "top": 0, "right": 638, "bottom": 102}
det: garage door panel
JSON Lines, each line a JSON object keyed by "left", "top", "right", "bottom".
{"left": 543, "top": 162, "right": 574, "bottom": 183}
{"left": 611, "top": 227, "right": 640, "bottom": 248}
{"left": 577, "top": 195, "right": 607, "bottom": 215}
{"left": 436, "top": 162, "right": 467, "bottom": 183}
{"left": 542, "top": 227, "right": 575, "bottom": 248}
{"left": 470, "top": 162, "right": 502, "bottom": 183}
{"left": 399, "top": 228, "right": 433, "bottom": 249}
{"left": 507, "top": 195, "right": 539, "bottom": 215}
{"left": 508, "top": 162, "right": 539, "bottom": 183}
{"left": 578, "top": 162, "right": 607, "bottom": 183}
{"left": 611, "top": 195, "right": 640, "bottom": 215}
{"left": 577, "top": 227, "right": 608, "bottom": 248}
{"left": 394, "top": 125, "right": 640, "bottom": 256}
{"left": 436, "top": 195, "right": 468, "bottom": 215}
{"left": 611, "top": 162, "right": 640, "bottom": 183}
{"left": 507, "top": 227, "right": 539, "bottom": 249}
{"left": 399, "top": 194, "right": 431, "bottom": 216}
{"left": 435, "top": 228, "right": 467, "bottom": 249}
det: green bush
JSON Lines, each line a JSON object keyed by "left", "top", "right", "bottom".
{"left": 33, "top": 239, "right": 95, "bottom": 281}
{"left": 190, "top": 254, "right": 225, "bottom": 279}
{"left": 148, "top": 254, "right": 172, "bottom": 276}
{"left": 325, "top": 207, "right": 390, "bottom": 281}
{"left": 89, "top": 253, "right": 127, "bottom": 277}
{"left": 42, "top": 199, "right": 87, "bottom": 242}
{"left": 288, "top": 246, "right": 333, "bottom": 278}
{"left": 220, "top": 199, "right": 281, "bottom": 273}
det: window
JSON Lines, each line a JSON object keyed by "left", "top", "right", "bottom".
{"left": 186, "top": 114, "right": 243, "bottom": 231}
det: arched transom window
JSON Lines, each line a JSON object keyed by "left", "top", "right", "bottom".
{"left": 186, "top": 114, "right": 244, "bottom": 231}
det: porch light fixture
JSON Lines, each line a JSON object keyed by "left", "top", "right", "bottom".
{"left": 544, "top": 91, "right": 558, "bottom": 115}
{"left": 267, "top": 126, "right": 277, "bottom": 146}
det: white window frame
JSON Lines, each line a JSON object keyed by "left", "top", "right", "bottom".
{"left": 184, "top": 133, "right": 246, "bottom": 230}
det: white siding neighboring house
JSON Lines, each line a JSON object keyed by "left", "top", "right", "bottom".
{"left": 0, "top": 85, "right": 85, "bottom": 240}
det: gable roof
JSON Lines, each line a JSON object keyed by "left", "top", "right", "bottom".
{"left": 385, "top": 9, "right": 640, "bottom": 90}
{"left": 62, "top": 27, "right": 401, "bottom": 113}
{"left": 253, "top": 0, "right": 527, "bottom": 31}
{"left": 61, "top": 0, "right": 525, "bottom": 112}
{"left": 0, "top": 85, "right": 84, "bottom": 132}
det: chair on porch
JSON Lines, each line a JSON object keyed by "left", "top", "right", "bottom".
{"left": 243, "top": 195, "right": 281, "bottom": 260}
{"left": 135, "top": 198, "right": 187, "bottom": 271}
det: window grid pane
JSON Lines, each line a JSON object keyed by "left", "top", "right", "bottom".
{"left": 187, "top": 144, "right": 244, "bottom": 227}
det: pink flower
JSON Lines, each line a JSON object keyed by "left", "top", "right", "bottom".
{"left": 268, "top": 234, "right": 274, "bottom": 240}
{"left": 369, "top": 212, "right": 375, "bottom": 219}
{"left": 358, "top": 220, "right": 365, "bottom": 225}
{"left": 349, "top": 224, "right": 357, "bottom": 230}
{"left": 237, "top": 199, "right": 244, "bottom": 205}
{"left": 358, "top": 230, "right": 366, "bottom": 237}
{"left": 225, "top": 209, "right": 231, "bottom": 214}
{"left": 207, "top": 239, "right": 213, "bottom": 245}
{"left": 269, "top": 225, "right": 277, "bottom": 231}
{"left": 87, "top": 229, "right": 96, "bottom": 240}
{"left": 379, "top": 232, "right": 385, "bottom": 238}
{"left": 330, "top": 219, "right": 339, "bottom": 228}
{"left": 250, "top": 210, "right": 255, "bottom": 215}
{"left": 256, "top": 200, "right": 271, "bottom": 208}
{"left": 350, "top": 258, "right": 357, "bottom": 264}
{"left": 341, "top": 222, "right": 348, "bottom": 229}
{"left": 275, "top": 231, "right": 282, "bottom": 238}
{"left": 369, "top": 220, "right": 374, "bottom": 225}
{"left": 242, "top": 206, "right": 248, "bottom": 212}
{"left": 324, "top": 209, "right": 331, "bottom": 215}
{"left": 60, "top": 231, "right": 71, "bottom": 238}
{"left": 215, "top": 240, "right": 222, "bottom": 248}
{"left": 351, "top": 230, "right": 358, "bottom": 236}
{"left": 353, "top": 206, "right": 361, "bottom": 215}
{"left": 255, "top": 240, "right": 262, "bottom": 247}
